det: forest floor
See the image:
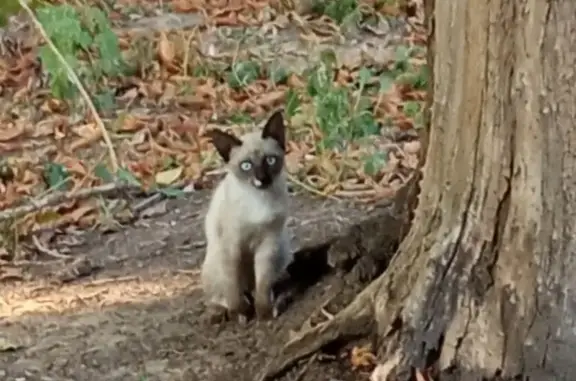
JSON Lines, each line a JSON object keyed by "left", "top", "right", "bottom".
{"left": 0, "top": 0, "right": 425, "bottom": 380}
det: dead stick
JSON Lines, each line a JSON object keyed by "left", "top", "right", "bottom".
{"left": 0, "top": 179, "right": 192, "bottom": 222}
{"left": 18, "top": 0, "right": 119, "bottom": 173}
{"left": 0, "top": 183, "right": 133, "bottom": 222}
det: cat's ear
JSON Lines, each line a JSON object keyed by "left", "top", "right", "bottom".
{"left": 261, "top": 109, "right": 285, "bottom": 151}
{"left": 205, "top": 129, "right": 242, "bottom": 162}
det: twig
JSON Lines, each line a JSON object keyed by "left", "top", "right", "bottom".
{"left": 85, "top": 275, "right": 138, "bottom": 287}
{"left": 18, "top": 0, "right": 119, "bottom": 173}
{"left": 0, "top": 182, "right": 134, "bottom": 222}
{"left": 293, "top": 353, "right": 317, "bottom": 381}
{"left": 32, "top": 235, "right": 71, "bottom": 259}
{"left": 0, "top": 178, "right": 192, "bottom": 222}
{"left": 287, "top": 174, "right": 340, "bottom": 201}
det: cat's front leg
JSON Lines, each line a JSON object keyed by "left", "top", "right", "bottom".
{"left": 202, "top": 245, "right": 252, "bottom": 324}
{"left": 222, "top": 250, "right": 253, "bottom": 323}
{"left": 254, "top": 234, "right": 290, "bottom": 320}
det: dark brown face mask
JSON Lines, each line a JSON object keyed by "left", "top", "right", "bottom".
{"left": 204, "top": 110, "right": 286, "bottom": 189}
{"left": 237, "top": 153, "right": 284, "bottom": 189}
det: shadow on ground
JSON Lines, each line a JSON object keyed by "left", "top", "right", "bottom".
{"left": 1, "top": 191, "right": 378, "bottom": 381}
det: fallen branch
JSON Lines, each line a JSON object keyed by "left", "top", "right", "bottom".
{"left": 0, "top": 182, "right": 133, "bottom": 222}
{"left": 18, "top": 0, "right": 119, "bottom": 173}
{"left": 0, "top": 179, "right": 192, "bottom": 222}
{"left": 257, "top": 279, "right": 380, "bottom": 381}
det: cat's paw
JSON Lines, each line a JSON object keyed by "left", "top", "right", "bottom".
{"left": 272, "top": 290, "right": 293, "bottom": 318}
{"left": 255, "top": 302, "right": 274, "bottom": 320}
{"left": 203, "top": 305, "right": 229, "bottom": 325}
{"left": 228, "top": 310, "right": 250, "bottom": 325}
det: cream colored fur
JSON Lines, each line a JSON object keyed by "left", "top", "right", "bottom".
{"left": 201, "top": 131, "right": 291, "bottom": 320}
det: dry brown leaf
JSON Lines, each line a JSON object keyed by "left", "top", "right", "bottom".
{"left": 119, "top": 115, "right": 145, "bottom": 132}
{"left": 253, "top": 89, "right": 285, "bottom": 107}
{"left": 287, "top": 73, "right": 306, "bottom": 88}
{"left": 395, "top": 116, "right": 414, "bottom": 130}
{"left": 172, "top": 0, "right": 205, "bottom": 12}
{"left": 19, "top": 169, "right": 41, "bottom": 187}
{"left": 0, "top": 335, "right": 25, "bottom": 352}
{"left": 351, "top": 344, "right": 377, "bottom": 370}
{"left": 183, "top": 152, "right": 203, "bottom": 179}
{"left": 212, "top": 12, "right": 239, "bottom": 27}
{"left": 64, "top": 203, "right": 96, "bottom": 224}
{"left": 158, "top": 32, "right": 176, "bottom": 66}
{"left": 0, "top": 267, "right": 24, "bottom": 282}
{"left": 403, "top": 140, "right": 421, "bottom": 155}
{"left": 117, "top": 87, "right": 139, "bottom": 103}
{"left": 285, "top": 151, "right": 304, "bottom": 174}
{"left": 72, "top": 123, "right": 98, "bottom": 139}
{"left": 178, "top": 94, "right": 209, "bottom": 109}
{"left": 58, "top": 157, "right": 88, "bottom": 176}
{"left": 155, "top": 167, "right": 183, "bottom": 185}
{"left": 0, "top": 123, "right": 25, "bottom": 141}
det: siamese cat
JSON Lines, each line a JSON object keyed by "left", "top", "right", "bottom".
{"left": 201, "top": 110, "right": 292, "bottom": 322}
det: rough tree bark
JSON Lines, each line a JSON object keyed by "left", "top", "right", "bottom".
{"left": 260, "top": 0, "right": 576, "bottom": 380}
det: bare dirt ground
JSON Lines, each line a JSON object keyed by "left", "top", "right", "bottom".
{"left": 1, "top": 190, "right": 380, "bottom": 381}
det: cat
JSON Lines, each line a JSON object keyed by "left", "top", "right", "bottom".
{"left": 200, "top": 110, "right": 292, "bottom": 322}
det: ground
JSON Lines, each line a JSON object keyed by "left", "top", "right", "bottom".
{"left": 1, "top": 190, "right": 382, "bottom": 381}
{"left": 0, "top": 1, "right": 425, "bottom": 380}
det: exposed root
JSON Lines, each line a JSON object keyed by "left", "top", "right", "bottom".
{"left": 258, "top": 281, "right": 379, "bottom": 381}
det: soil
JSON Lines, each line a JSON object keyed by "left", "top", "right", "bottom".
{"left": 0, "top": 190, "right": 380, "bottom": 381}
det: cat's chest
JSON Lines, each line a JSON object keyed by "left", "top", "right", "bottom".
{"left": 236, "top": 191, "right": 283, "bottom": 225}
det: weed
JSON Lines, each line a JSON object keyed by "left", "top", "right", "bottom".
{"left": 227, "top": 60, "right": 260, "bottom": 89}
{"left": 229, "top": 112, "right": 254, "bottom": 124}
{"left": 313, "top": 0, "right": 359, "bottom": 24}
{"left": 300, "top": 53, "right": 380, "bottom": 151}
{"left": 36, "top": 4, "right": 129, "bottom": 107}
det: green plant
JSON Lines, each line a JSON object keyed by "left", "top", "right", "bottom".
{"left": 43, "top": 162, "right": 71, "bottom": 191}
{"left": 362, "top": 151, "right": 388, "bottom": 176}
{"left": 37, "top": 4, "right": 128, "bottom": 105}
{"left": 0, "top": 0, "right": 45, "bottom": 27}
{"left": 313, "top": 0, "right": 359, "bottom": 24}
{"left": 305, "top": 57, "right": 379, "bottom": 151}
{"left": 227, "top": 60, "right": 260, "bottom": 89}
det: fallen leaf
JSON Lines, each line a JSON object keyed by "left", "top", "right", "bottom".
{"left": 155, "top": 167, "right": 183, "bottom": 185}
{"left": 285, "top": 151, "right": 303, "bottom": 174}
{"left": 119, "top": 115, "right": 145, "bottom": 132}
{"left": 172, "top": 0, "right": 205, "bottom": 12}
{"left": 73, "top": 123, "right": 99, "bottom": 139}
{"left": 158, "top": 32, "right": 176, "bottom": 66}
{"left": 66, "top": 203, "right": 96, "bottom": 223}
{"left": 0, "top": 123, "right": 25, "bottom": 141}
{"left": 253, "top": 89, "right": 286, "bottom": 107}
{"left": 0, "top": 335, "right": 24, "bottom": 352}
{"left": 403, "top": 140, "right": 421, "bottom": 155}
{"left": 0, "top": 267, "right": 23, "bottom": 282}
{"left": 351, "top": 344, "right": 377, "bottom": 370}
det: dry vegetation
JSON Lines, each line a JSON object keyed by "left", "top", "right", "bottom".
{"left": 0, "top": 0, "right": 425, "bottom": 257}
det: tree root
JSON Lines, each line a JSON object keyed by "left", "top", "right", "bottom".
{"left": 257, "top": 280, "right": 380, "bottom": 381}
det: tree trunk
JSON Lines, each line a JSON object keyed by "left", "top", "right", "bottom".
{"left": 259, "top": 1, "right": 576, "bottom": 380}
{"left": 369, "top": 0, "right": 576, "bottom": 379}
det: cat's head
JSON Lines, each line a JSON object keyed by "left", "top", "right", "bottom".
{"left": 205, "top": 110, "right": 286, "bottom": 190}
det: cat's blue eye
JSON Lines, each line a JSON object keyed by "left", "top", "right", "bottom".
{"left": 240, "top": 161, "right": 252, "bottom": 171}
{"left": 265, "top": 156, "right": 276, "bottom": 166}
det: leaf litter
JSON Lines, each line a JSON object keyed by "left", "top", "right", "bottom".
{"left": 0, "top": 0, "right": 426, "bottom": 267}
